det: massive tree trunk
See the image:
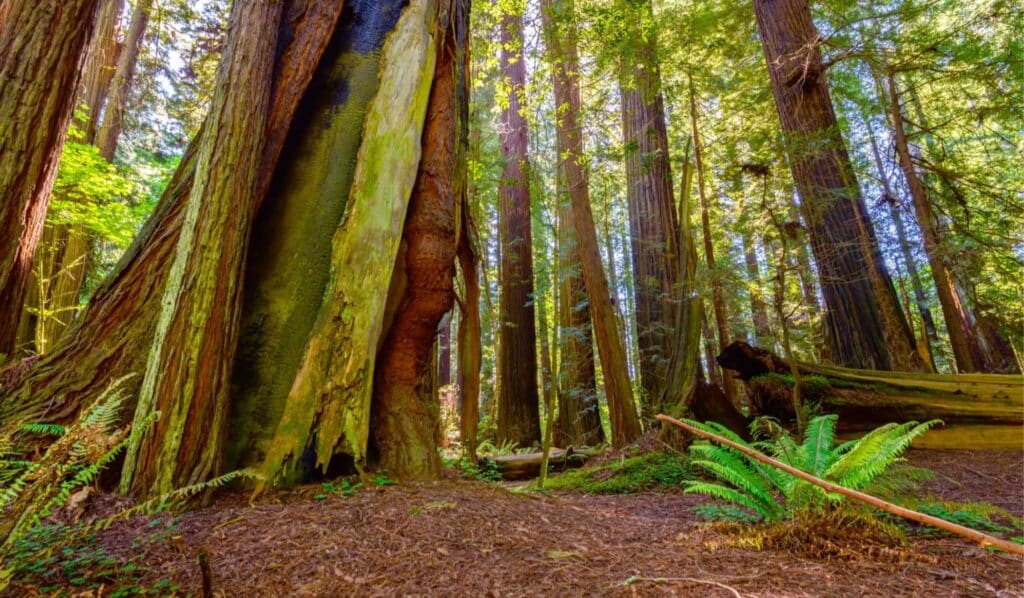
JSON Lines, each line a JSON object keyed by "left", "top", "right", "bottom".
{"left": 718, "top": 341, "right": 1023, "bottom": 449}
{"left": 688, "top": 78, "right": 737, "bottom": 405}
{"left": 753, "top": 0, "right": 923, "bottom": 372}
{"left": 118, "top": 0, "right": 283, "bottom": 497}
{"left": 256, "top": 0, "right": 439, "bottom": 485}
{"left": 495, "top": 7, "right": 541, "bottom": 448}
{"left": 0, "top": 0, "right": 345, "bottom": 433}
{"left": 618, "top": 0, "right": 684, "bottom": 416}
{"left": 543, "top": 0, "right": 640, "bottom": 446}
{"left": 372, "top": 0, "right": 469, "bottom": 480}
{"left": 0, "top": 0, "right": 104, "bottom": 358}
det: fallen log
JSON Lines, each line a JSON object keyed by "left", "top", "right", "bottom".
{"left": 482, "top": 447, "right": 600, "bottom": 481}
{"left": 717, "top": 341, "right": 1024, "bottom": 450}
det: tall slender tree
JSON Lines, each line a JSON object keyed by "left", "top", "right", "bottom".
{"left": 495, "top": 4, "right": 541, "bottom": 447}
{"left": 543, "top": 0, "right": 640, "bottom": 446}
{"left": 753, "top": 0, "right": 923, "bottom": 371}
{"left": 688, "top": 78, "right": 737, "bottom": 404}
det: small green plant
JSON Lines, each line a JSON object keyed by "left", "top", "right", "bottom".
{"left": 451, "top": 457, "right": 502, "bottom": 482}
{"left": 314, "top": 479, "right": 363, "bottom": 500}
{"left": 372, "top": 473, "right": 396, "bottom": 486}
{"left": 683, "top": 415, "right": 940, "bottom": 521}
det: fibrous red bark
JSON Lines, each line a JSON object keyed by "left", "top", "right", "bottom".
{"left": 753, "top": 0, "right": 923, "bottom": 372}
{"left": 496, "top": 7, "right": 541, "bottom": 448}
{"left": 0, "top": 0, "right": 104, "bottom": 358}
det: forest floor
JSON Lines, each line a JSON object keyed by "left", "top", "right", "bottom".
{"left": 14, "top": 449, "right": 1024, "bottom": 596}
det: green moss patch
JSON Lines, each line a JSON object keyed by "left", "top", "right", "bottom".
{"left": 542, "top": 452, "right": 692, "bottom": 494}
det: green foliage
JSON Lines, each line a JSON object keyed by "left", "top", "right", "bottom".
{"left": 683, "top": 416, "right": 940, "bottom": 521}
{"left": 542, "top": 452, "right": 692, "bottom": 494}
{"left": 47, "top": 142, "right": 138, "bottom": 246}
{"left": 443, "top": 455, "right": 502, "bottom": 482}
{"left": 314, "top": 479, "right": 363, "bottom": 500}
{"left": 894, "top": 499, "right": 1024, "bottom": 542}
{"left": 5, "top": 519, "right": 182, "bottom": 595}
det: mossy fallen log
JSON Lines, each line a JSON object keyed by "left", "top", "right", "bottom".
{"left": 482, "top": 447, "right": 601, "bottom": 481}
{"left": 718, "top": 341, "right": 1023, "bottom": 450}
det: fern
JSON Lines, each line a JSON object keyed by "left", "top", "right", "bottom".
{"left": 683, "top": 415, "right": 941, "bottom": 523}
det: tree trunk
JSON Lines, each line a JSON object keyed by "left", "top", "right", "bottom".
{"left": 96, "top": 0, "right": 154, "bottom": 161}
{"left": 118, "top": 0, "right": 282, "bottom": 497}
{"left": 718, "top": 341, "right": 1023, "bottom": 449}
{"left": 224, "top": 0, "right": 411, "bottom": 478}
{"left": 0, "top": 0, "right": 104, "bottom": 358}
{"left": 865, "top": 117, "right": 938, "bottom": 371}
{"left": 495, "top": 7, "right": 541, "bottom": 448}
{"left": 257, "top": 0, "right": 439, "bottom": 485}
{"left": 438, "top": 312, "right": 453, "bottom": 387}
{"left": 372, "top": 0, "right": 468, "bottom": 480}
{"left": 457, "top": 193, "right": 482, "bottom": 460}
{"left": 753, "top": 0, "right": 923, "bottom": 372}
{"left": 735, "top": 181, "right": 773, "bottom": 346}
{"left": 618, "top": 0, "right": 684, "bottom": 416}
{"left": 689, "top": 78, "right": 737, "bottom": 404}
{"left": 80, "top": 0, "right": 125, "bottom": 144}
{"left": 0, "top": 0, "right": 345, "bottom": 435}
{"left": 542, "top": 0, "right": 639, "bottom": 446}
{"left": 885, "top": 72, "right": 991, "bottom": 374}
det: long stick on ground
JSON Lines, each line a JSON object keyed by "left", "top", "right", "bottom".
{"left": 656, "top": 414, "right": 1024, "bottom": 556}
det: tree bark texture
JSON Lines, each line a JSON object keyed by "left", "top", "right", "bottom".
{"left": 372, "top": 0, "right": 468, "bottom": 480}
{"left": 617, "top": 0, "right": 684, "bottom": 416}
{"left": 258, "top": 0, "right": 438, "bottom": 485}
{"left": 543, "top": 0, "right": 640, "bottom": 446}
{"left": 119, "top": 0, "right": 283, "bottom": 497}
{"left": 0, "top": 0, "right": 345, "bottom": 434}
{"left": 0, "top": 0, "right": 104, "bottom": 358}
{"left": 753, "top": 0, "right": 923, "bottom": 372}
{"left": 96, "top": 0, "right": 154, "bottom": 161}
{"left": 496, "top": 8, "right": 541, "bottom": 448}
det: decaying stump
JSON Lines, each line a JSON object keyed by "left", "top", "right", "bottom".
{"left": 718, "top": 341, "right": 1023, "bottom": 449}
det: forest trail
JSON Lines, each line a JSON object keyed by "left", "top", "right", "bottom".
{"left": 78, "top": 450, "right": 1023, "bottom": 597}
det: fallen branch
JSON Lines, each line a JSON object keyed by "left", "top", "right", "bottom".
{"left": 656, "top": 413, "right": 1024, "bottom": 556}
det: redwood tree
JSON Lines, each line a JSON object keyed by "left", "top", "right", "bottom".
{"left": 495, "top": 6, "right": 541, "bottom": 448}
{"left": 753, "top": 0, "right": 923, "bottom": 371}
{"left": 617, "top": 0, "right": 684, "bottom": 414}
{"left": 0, "top": 0, "right": 104, "bottom": 358}
{"left": 542, "top": 0, "right": 641, "bottom": 446}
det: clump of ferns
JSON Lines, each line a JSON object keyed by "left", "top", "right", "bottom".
{"left": 683, "top": 415, "right": 941, "bottom": 556}
{"left": 0, "top": 377, "right": 258, "bottom": 589}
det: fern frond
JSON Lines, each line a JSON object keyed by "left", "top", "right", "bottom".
{"left": 684, "top": 481, "right": 779, "bottom": 521}
{"left": 828, "top": 420, "right": 941, "bottom": 490}
{"left": 800, "top": 415, "right": 838, "bottom": 476}
{"left": 19, "top": 423, "right": 65, "bottom": 437}
{"left": 690, "top": 453, "right": 782, "bottom": 519}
